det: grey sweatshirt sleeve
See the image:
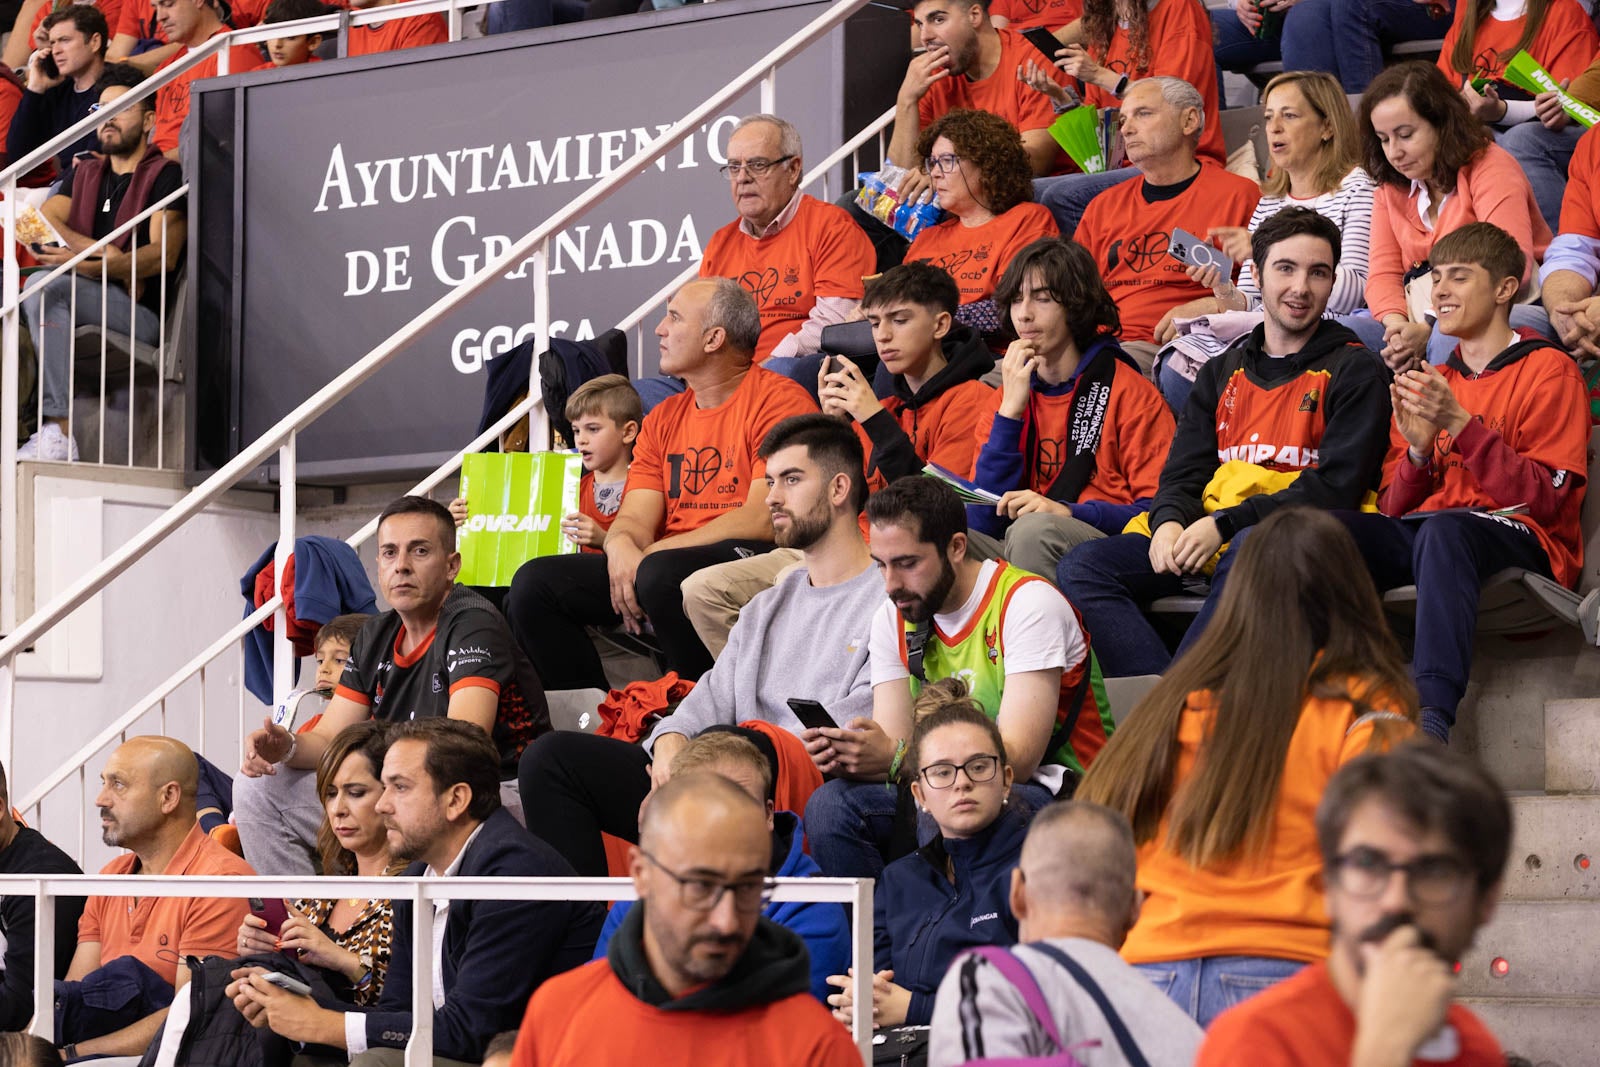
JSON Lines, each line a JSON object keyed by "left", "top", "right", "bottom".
{"left": 929, "top": 951, "right": 1053, "bottom": 1067}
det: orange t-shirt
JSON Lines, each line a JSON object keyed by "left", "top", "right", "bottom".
{"left": 1379, "top": 343, "right": 1591, "bottom": 587}
{"left": 78, "top": 822, "right": 256, "bottom": 987}
{"left": 1075, "top": 162, "right": 1260, "bottom": 343}
{"left": 0, "top": 77, "right": 22, "bottom": 162}
{"left": 907, "top": 202, "right": 1059, "bottom": 306}
{"left": 152, "top": 34, "right": 264, "bottom": 153}
{"left": 1198, "top": 962, "right": 1504, "bottom": 1067}
{"left": 511, "top": 958, "right": 861, "bottom": 1067}
{"left": 700, "top": 195, "right": 874, "bottom": 363}
{"left": 115, "top": 0, "right": 161, "bottom": 41}
{"left": 626, "top": 365, "right": 816, "bottom": 538}
{"left": 575, "top": 470, "right": 625, "bottom": 556}
{"left": 1560, "top": 123, "right": 1600, "bottom": 236}
{"left": 919, "top": 26, "right": 1070, "bottom": 141}
{"left": 1435, "top": 0, "right": 1598, "bottom": 86}
{"left": 1122, "top": 687, "right": 1414, "bottom": 965}
{"left": 864, "top": 379, "right": 996, "bottom": 484}
{"left": 347, "top": 9, "right": 448, "bottom": 56}
{"left": 971, "top": 356, "right": 1172, "bottom": 503}
{"left": 1083, "top": 0, "right": 1225, "bottom": 165}
{"left": 30, "top": 0, "right": 125, "bottom": 47}
{"left": 991, "top": 0, "right": 1083, "bottom": 30}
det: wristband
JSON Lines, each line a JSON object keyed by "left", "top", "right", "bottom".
{"left": 1407, "top": 446, "right": 1433, "bottom": 467}
{"left": 887, "top": 738, "right": 909, "bottom": 784}
{"left": 62, "top": 1045, "right": 78, "bottom": 1062}
{"left": 283, "top": 735, "right": 297, "bottom": 765}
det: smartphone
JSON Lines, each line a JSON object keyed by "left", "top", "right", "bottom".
{"left": 259, "top": 971, "right": 313, "bottom": 997}
{"left": 787, "top": 698, "right": 836, "bottom": 732}
{"left": 36, "top": 52, "right": 58, "bottom": 80}
{"left": 1167, "top": 227, "right": 1234, "bottom": 276}
{"left": 249, "top": 896, "right": 291, "bottom": 938}
{"left": 1020, "top": 26, "right": 1062, "bottom": 62}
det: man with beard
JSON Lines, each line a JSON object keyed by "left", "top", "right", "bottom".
{"left": 18, "top": 64, "right": 184, "bottom": 463}
{"left": 1198, "top": 742, "right": 1509, "bottom": 1066}
{"left": 508, "top": 774, "right": 859, "bottom": 1066}
{"left": 57, "top": 737, "right": 254, "bottom": 1059}
{"left": 804, "top": 475, "right": 1114, "bottom": 881}
{"left": 517, "top": 414, "right": 886, "bottom": 877}
{"left": 228, "top": 719, "right": 602, "bottom": 1067}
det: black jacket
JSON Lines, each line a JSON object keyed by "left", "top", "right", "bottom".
{"left": 0, "top": 826, "right": 82, "bottom": 1030}
{"left": 360, "top": 808, "right": 604, "bottom": 1061}
{"left": 1149, "top": 320, "right": 1391, "bottom": 536}
{"left": 605, "top": 899, "right": 811, "bottom": 1012}
{"left": 859, "top": 323, "right": 994, "bottom": 483}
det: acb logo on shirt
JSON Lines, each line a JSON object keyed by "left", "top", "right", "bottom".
{"left": 667, "top": 448, "right": 738, "bottom": 497}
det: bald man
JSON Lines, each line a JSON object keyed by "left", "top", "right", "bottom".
{"left": 929, "top": 802, "right": 1202, "bottom": 1067}
{"left": 509, "top": 774, "right": 859, "bottom": 1067}
{"left": 56, "top": 736, "right": 255, "bottom": 1060}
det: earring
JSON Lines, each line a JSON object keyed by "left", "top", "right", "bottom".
{"left": 1002, "top": 795, "right": 1010, "bottom": 806}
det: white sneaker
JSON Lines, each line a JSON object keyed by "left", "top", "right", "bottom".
{"left": 16, "top": 423, "right": 78, "bottom": 462}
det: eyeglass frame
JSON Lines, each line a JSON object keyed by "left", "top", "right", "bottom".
{"left": 1329, "top": 847, "right": 1474, "bottom": 905}
{"left": 717, "top": 155, "right": 796, "bottom": 179}
{"left": 925, "top": 152, "right": 964, "bottom": 175}
{"left": 918, "top": 753, "right": 1003, "bottom": 789}
{"left": 637, "top": 847, "right": 775, "bottom": 914}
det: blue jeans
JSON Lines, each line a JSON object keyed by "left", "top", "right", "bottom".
{"left": 1056, "top": 527, "right": 1252, "bottom": 677}
{"left": 1209, "top": 7, "right": 1280, "bottom": 102}
{"left": 22, "top": 272, "right": 160, "bottom": 420}
{"left": 1338, "top": 306, "right": 1556, "bottom": 366}
{"left": 1338, "top": 510, "right": 1553, "bottom": 741}
{"left": 1134, "top": 956, "right": 1303, "bottom": 1028}
{"left": 805, "top": 778, "right": 1054, "bottom": 881}
{"left": 1281, "top": 0, "right": 1447, "bottom": 93}
{"left": 1033, "top": 168, "right": 1140, "bottom": 239}
{"left": 485, "top": 0, "right": 552, "bottom": 32}
{"left": 1157, "top": 358, "right": 1194, "bottom": 416}
{"left": 1499, "top": 121, "right": 1585, "bottom": 234}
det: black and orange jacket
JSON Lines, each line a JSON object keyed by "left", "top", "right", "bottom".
{"left": 857, "top": 323, "right": 995, "bottom": 489}
{"left": 1149, "top": 321, "right": 1392, "bottom": 538}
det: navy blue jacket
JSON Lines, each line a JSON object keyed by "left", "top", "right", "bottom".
{"left": 359, "top": 808, "right": 604, "bottom": 1061}
{"left": 238, "top": 535, "right": 376, "bottom": 704}
{"left": 874, "top": 803, "right": 1026, "bottom": 1026}
{"left": 592, "top": 811, "right": 850, "bottom": 1002}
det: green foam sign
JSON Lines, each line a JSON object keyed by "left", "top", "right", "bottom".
{"left": 457, "top": 451, "right": 584, "bottom": 586}
{"left": 1502, "top": 50, "right": 1600, "bottom": 129}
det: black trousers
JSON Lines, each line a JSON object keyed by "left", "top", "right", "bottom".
{"left": 519, "top": 731, "right": 653, "bottom": 876}
{"left": 504, "top": 539, "right": 769, "bottom": 690}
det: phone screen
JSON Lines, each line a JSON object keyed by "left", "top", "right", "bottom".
{"left": 786, "top": 699, "right": 836, "bottom": 732}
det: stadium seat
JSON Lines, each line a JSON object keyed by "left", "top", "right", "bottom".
{"left": 1243, "top": 37, "right": 1445, "bottom": 94}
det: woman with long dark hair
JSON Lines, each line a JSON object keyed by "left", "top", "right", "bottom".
{"left": 1077, "top": 507, "right": 1418, "bottom": 1027}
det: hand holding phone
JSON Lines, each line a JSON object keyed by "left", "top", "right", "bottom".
{"left": 787, "top": 698, "right": 837, "bottom": 732}
{"left": 1020, "top": 26, "right": 1063, "bottom": 62}
{"left": 259, "top": 971, "right": 314, "bottom": 997}
{"left": 249, "top": 897, "right": 291, "bottom": 938}
{"left": 1167, "top": 227, "right": 1235, "bottom": 276}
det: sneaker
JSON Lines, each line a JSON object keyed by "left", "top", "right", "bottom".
{"left": 16, "top": 423, "right": 78, "bottom": 462}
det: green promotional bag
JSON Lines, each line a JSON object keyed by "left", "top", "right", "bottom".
{"left": 457, "top": 452, "right": 584, "bottom": 585}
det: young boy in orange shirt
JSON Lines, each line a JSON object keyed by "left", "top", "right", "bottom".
{"left": 1340, "top": 222, "right": 1591, "bottom": 743}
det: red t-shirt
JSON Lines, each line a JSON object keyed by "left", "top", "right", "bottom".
{"left": 347, "top": 9, "right": 448, "bottom": 56}
{"left": 576, "top": 470, "right": 624, "bottom": 556}
{"left": 1436, "top": 0, "right": 1597, "bottom": 86}
{"left": 972, "top": 356, "right": 1172, "bottom": 503}
{"left": 626, "top": 366, "right": 816, "bottom": 538}
{"left": 116, "top": 0, "right": 161, "bottom": 41}
{"left": 0, "top": 76, "right": 22, "bottom": 162}
{"left": 1083, "top": 0, "right": 1225, "bottom": 165}
{"left": 1379, "top": 342, "right": 1591, "bottom": 586}
{"left": 991, "top": 0, "right": 1083, "bottom": 30}
{"left": 919, "top": 26, "right": 1070, "bottom": 139}
{"left": 1075, "top": 162, "right": 1260, "bottom": 343}
{"left": 700, "top": 195, "right": 874, "bottom": 363}
{"left": 152, "top": 34, "right": 265, "bottom": 153}
{"left": 1198, "top": 962, "right": 1504, "bottom": 1067}
{"left": 1559, "top": 122, "right": 1600, "bottom": 237}
{"left": 906, "top": 202, "right": 1059, "bottom": 305}
{"left": 30, "top": 0, "right": 125, "bottom": 47}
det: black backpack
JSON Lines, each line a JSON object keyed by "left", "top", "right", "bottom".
{"left": 537, "top": 331, "right": 631, "bottom": 447}
{"left": 139, "top": 953, "right": 337, "bottom": 1067}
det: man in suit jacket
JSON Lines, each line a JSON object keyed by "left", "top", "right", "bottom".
{"left": 228, "top": 719, "right": 602, "bottom": 1066}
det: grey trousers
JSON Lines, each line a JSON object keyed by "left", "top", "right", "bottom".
{"left": 971, "top": 511, "right": 1107, "bottom": 580}
{"left": 293, "top": 1050, "right": 480, "bottom": 1067}
{"left": 232, "top": 765, "right": 323, "bottom": 876}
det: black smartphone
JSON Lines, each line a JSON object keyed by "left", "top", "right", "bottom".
{"left": 787, "top": 698, "right": 836, "bottom": 732}
{"left": 1020, "top": 26, "right": 1062, "bottom": 62}
{"left": 36, "top": 52, "right": 58, "bottom": 80}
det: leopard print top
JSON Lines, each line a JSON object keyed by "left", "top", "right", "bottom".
{"left": 294, "top": 896, "right": 395, "bottom": 1007}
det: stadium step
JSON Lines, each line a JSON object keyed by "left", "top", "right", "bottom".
{"left": 1502, "top": 794, "right": 1600, "bottom": 902}
{"left": 1459, "top": 996, "right": 1600, "bottom": 1066}
{"left": 1458, "top": 900, "right": 1600, "bottom": 1000}
{"left": 1544, "top": 697, "right": 1600, "bottom": 794}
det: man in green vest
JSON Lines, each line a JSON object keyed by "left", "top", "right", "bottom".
{"left": 802, "top": 475, "right": 1115, "bottom": 880}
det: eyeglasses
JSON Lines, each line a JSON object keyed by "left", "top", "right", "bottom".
{"left": 925, "top": 153, "right": 963, "bottom": 175}
{"left": 718, "top": 155, "right": 794, "bottom": 178}
{"left": 639, "top": 848, "right": 774, "bottom": 914}
{"left": 918, "top": 754, "right": 1001, "bottom": 789}
{"left": 1332, "top": 847, "right": 1472, "bottom": 905}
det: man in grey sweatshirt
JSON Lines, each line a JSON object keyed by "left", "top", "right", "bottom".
{"left": 517, "top": 414, "right": 888, "bottom": 876}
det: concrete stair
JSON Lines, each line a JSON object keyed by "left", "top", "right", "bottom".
{"left": 1450, "top": 645, "right": 1600, "bottom": 1065}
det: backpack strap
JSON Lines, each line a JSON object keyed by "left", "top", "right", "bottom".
{"left": 1025, "top": 941, "right": 1152, "bottom": 1067}
{"left": 961, "top": 946, "right": 1100, "bottom": 1067}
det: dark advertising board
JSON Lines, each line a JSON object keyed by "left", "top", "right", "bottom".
{"left": 189, "top": 0, "right": 906, "bottom": 479}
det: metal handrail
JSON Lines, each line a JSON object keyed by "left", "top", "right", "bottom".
{"left": 0, "top": 0, "right": 874, "bottom": 669}
{"left": 1, "top": 873, "right": 877, "bottom": 1065}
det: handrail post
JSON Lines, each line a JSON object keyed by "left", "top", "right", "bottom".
{"left": 407, "top": 882, "right": 433, "bottom": 1067}
{"left": 2, "top": 171, "right": 21, "bottom": 635}
{"left": 851, "top": 877, "right": 873, "bottom": 1063}
{"left": 272, "top": 433, "right": 296, "bottom": 706}
{"left": 32, "top": 879, "right": 55, "bottom": 1043}
{"left": 447, "top": 0, "right": 463, "bottom": 43}
{"left": 531, "top": 239, "right": 550, "bottom": 451}
{"left": 760, "top": 66, "right": 776, "bottom": 114}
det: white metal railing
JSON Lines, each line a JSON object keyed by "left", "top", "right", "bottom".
{"left": 1, "top": 0, "right": 876, "bottom": 865}
{"left": 0, "top": 872, "right": 878, "bottom": 1064}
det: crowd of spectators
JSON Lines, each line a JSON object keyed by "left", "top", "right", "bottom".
{"left": 6, "top": 0, "right": 1600, "bottom": 1062}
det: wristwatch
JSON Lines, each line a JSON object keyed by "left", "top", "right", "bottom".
{"left": 353, "top": 953, "right": 376, "bottom": 991}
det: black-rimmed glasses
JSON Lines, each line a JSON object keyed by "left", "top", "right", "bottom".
{"left": 1331, "top": 847, "right": 1472, "bottom": 905}
{"left": 638, "top": 848, "right": 774, "bottom": 913}
{"left": 918, "top": 754, "right": 1001, "bottom": 789}
{"left": 925, "top": 153, "right": 963, "bottom": 175}
{"left": 718, "top": 155, "right": 795, "bottom": 178}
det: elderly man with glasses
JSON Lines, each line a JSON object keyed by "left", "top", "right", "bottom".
{"left": 506, "top": 773, "right": 861, "bottom": 1067}
{"left": 629, "top": 113, "right": 874, "bottom": 412}
{"left": 1197, "top": 742, "right": 1512, "bottom": 1067}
